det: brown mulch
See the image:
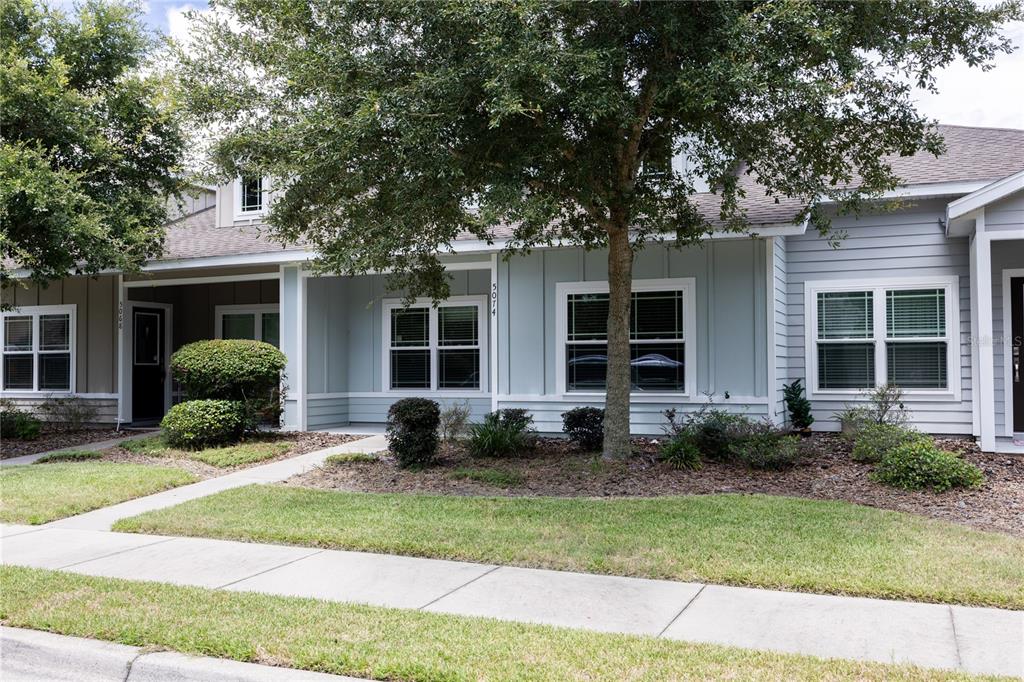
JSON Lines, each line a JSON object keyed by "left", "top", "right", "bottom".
{"left": 0, "top": 428, "right": 126, "bottom": 459}
{"left": 288, "top": 434, "right": 1024, "bottom": 538}
{"left": 96, "top": 431, "right": 361, "bottom": 480}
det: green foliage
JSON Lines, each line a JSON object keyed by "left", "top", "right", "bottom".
{"left": 782, "top": 379, "right": 814, "bottom": 431}
{"left": 0, "top": 405, "right": 41, "bottom": 440}
{"left": 851, "top": 423, "right": 925, "bottom": 463}
{"left": 1, "top": 0, "right": 185, "bottom": 290}
{"left": 468, "top": 409, "right": 536, "bottom": 458}
{"left": 729, "top": 427, "right": 803, "bottom": 470}
{"left": 562, "top": 407, "right": 604, "bottom": 451}
{"left": 325, "top": 452, "right": 378, "bottom": 464}
{"left": 33, "top": 450, "right": 103, "bottom": 464}
{"left": 386, "top": 398, "right": 440, "bottom": 468}
{"left": 120, "top": 435, "right": 168, "bottom": 455}
{"left": 664, "top": 406, "right": 751, "bottom": 461}
{"left": 872, "top": 441, "right": 985, "bottom": 493}
{"left": 837, "top": 384, "right": 912, "bottom": 441}
{"left": 833, "top": 406, "right": 874, "bottom": 442}
{"left": 450, "top": 467, "right": 525, "bottom": 488}
{"left": 659, "top": 433, "right": 702, "bottom": 470}
{"left": 160, "top": 400, "right": 245, "bottom": 450}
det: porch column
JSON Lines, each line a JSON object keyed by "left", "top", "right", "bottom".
{"left": 972, "top": 217, "right": 996, "bottom": 451}
{"left": 279, "top": 264, "right": 306, "bottom": 431}
{"left": 490, "top": 253, "right": 499, "bottom": 412}
{"left": 116, "top": 274, "right": 126, "bottom": 426}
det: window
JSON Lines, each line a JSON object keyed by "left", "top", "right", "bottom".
{"left": 807, "top": 278, "right": 958, "bottom": 397}
{"left": 215, "top": 305, "right": 280, "bottom": 347}
{"left": 556, "top": 279, "right": 696, "bottom": 395}
{"left": 1, "top": 305, "right": 75, "bottom": 393}
{"left": 233, "top": 176, "right": 267, "bottom": 218}
{"left": 383, "top": 297, "right": 486, "bottom": 392}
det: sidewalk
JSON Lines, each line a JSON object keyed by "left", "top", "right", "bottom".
{"left": 2, "top": 522, "right": 1021, "bottom": 677}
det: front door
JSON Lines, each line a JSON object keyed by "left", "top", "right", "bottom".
{"left": 1012, "top": 277, "right": 1023, "bottom": 433}
{"left": 132, "top": 307, "right": 166, "bottom": 423}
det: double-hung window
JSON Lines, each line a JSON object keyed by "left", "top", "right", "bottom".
{"left": 215, "top": 305, "right": 280, "bottom": 347}
{"left": 1, "top": 305, "right": 75, "bottom": 393}
{"left": 384, "top": 297, "right": 486, "bottom": 392}
{"left": 233, "top": 176, "right": 267, "bottom": 218}
{"left": 557, "top": 278, "right": 696, "bottom": 395}
{"left": 808, "top": 278, "right": 958, "bottom": 397}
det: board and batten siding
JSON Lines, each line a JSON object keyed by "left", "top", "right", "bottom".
{"left": 772, "top": 236, "right": 789, "bottom": 424}
{"left": 495, "top": 241, "right": 771, "bottom": 434}
{"left": 304, "top": 269, "right": 492, "bottom": 428}
{"left": 783, "top": 198, "right": 974, "bottom": 434}
{"left": 1, "top": 275, "right": 120, "bottom": 423}
{"left": 988, "top": 191, "right": 1024, "bottom": 436}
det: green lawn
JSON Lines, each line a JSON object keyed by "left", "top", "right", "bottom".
{"left": 122, "top": 435, "right": 291, "bottom": 468}
{"left": 113, "top": 486, "right": 1024, "bottom": 609}
{"left": 0, "top": 566, "right": 997, "bottom": 682}
{"left": 0, "top": 462, "right": 196, "bottom": 524}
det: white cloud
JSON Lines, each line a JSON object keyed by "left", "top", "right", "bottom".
{"left": 165, "top": 3, "right": 211, "bottom": 52}
{"left": 911, "top": 21, "right": 1024, "bottom": 129}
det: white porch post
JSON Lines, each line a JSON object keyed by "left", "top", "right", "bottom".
{"left": 279, "top": 264, "right": 306, "bottom": 431}
{"left": 972, "top": 215, "right": 996, "bottom": 451}
{"left": 490, "top": 253, "right": 499, "bottom": 413}
{"left": 116, "top": 274, "right": 126, "bottom": 427}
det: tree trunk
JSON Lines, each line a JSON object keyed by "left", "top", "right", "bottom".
{"left": 602, "top": 225, "right": 633, "bottom": 459}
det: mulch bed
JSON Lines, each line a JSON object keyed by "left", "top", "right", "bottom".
{"left": 97, "top": 431, "right": 361, "bottom": 480}
{"left": 288, "top": 434, "right": 1024, "bottom": 538}
{"left": 0, "top": 428, "right": 126, "bottom": 459}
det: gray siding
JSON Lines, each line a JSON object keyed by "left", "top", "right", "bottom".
{"left": 988, "top": 191, "right": 1024, "bottom": 435}
{"left": 784, "top": 199, "right": 973, "bottom": 434}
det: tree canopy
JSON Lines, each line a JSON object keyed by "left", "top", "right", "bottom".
{"left": 1, "top": 0, "right": 185, "bottom": 290}
{"left": 178, "top": 0, "right": 1019, "bottom": 455}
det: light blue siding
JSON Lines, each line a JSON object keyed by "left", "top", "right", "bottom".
{"left": 773, "top": 236, "right": 788, "bottom": 424}
{"left": 783, "top": 199, "right": 974, "bottom": 434}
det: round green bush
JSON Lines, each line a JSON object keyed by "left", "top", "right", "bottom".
{"left": 562, "top": 407, "right": 604, "bottom": 451}
{"left": 871, "top": 440, "right": 985, "bottom": 493}
{"left": 851, "top": 423, "right": 924, "bottom": 463}
{"left": 161, "top": 399, "right": 245, "bottom": 449}
{"left": 171, "top": 340, "right": 287, "bottom": 401}
{"left": 387, "top": 398, "right": 441, "bottom": 468}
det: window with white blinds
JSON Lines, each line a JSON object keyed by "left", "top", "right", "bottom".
{"left": 383, "top": 298, "right": 485, "bottom": 392}
{"left": 557, "top": 279, "right": 695, "bottom": 395}
{"left": 0, "top": 305, "right": 75, "bottom": 393}
{"left": 808, "top": 280, "right": 957, "bottom": 396}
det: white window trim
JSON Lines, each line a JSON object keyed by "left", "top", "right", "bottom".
{"left": 555, "top": 277, "right": 697, "bottom": 398}
{"left": 232, "top": 176, "right": 268, "bottom": 220}
{"left": 381, "top": 296, "right": 489, "bottom": 394}
{"left": 804, "top": 276, "right": 961, "bottom": 402}
{"left": 0, "top": 304, "right": 77, "bottom": 395}
{"left": 215, "top": 304, "right": 281, "bottom": 343}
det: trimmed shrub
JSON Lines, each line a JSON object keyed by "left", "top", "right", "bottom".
{"left": 562, "top": 407, "right": 604, "bottom": 451}
{"left": 161, "top": 399, "right": 246, "bottom": 449}
{"left": 386, "top": 398, "right": 440, "bottom": 468}
{"left": 782, "top": 379, "right": 814, "bottom": 431}
{"left": 871, "top": 440, "right": 985, "bottom": 493}
{"left": 170, "top": 340, "right": 287, "bottom": 425}
{"left": 468, "top": 409, "right": 536, "bottom": 458}
{"left": 851, "top": 423, "right": 924, "bottom": 463}
{"left": 0, "top": 407, "right": 41, "bottom": 440}
{"left": 729, "top": 425, "right": 803, "bottom": 470}
{"left": 660, "top": 433, "right": 702, "bottom": 470}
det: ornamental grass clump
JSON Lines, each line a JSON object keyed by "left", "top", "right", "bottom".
{"left": 468, "top": 409, "right": 536, "bottom": 458}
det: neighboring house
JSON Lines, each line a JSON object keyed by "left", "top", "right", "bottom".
{"left": 2, "top": 125, "right": 1023, "bottom": 453}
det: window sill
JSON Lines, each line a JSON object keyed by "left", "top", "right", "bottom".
{"left": 809, "top": 390, "right": 961, "bottom": 403}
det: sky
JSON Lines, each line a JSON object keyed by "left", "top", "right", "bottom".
{"left": 58, "top": 1, "right": 1024, "bottom": 130}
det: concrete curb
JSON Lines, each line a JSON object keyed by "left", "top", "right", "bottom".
{"left": 0, "top": 627, "right": 366, "bottom": 682}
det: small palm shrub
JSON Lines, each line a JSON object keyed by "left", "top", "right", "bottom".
{"left": 660, "top": 432, "right": 702, "bottom": 470}
{"left": 729, "top": 424, "right": 803, "bottom": 470}
{"left": 871, "top": 440, "right": 985, "bottom": 493}
{"left": 161, "top": 399, "right": 246, "bottom": 449}
{"left": 386, "top": 398, "right": 440, "bottom": 468}
{"left": 782, "top": 379, "right": 814, "bottom": 431}
{"left": 468, "top": 409, "right": 536, "bottom": 458}
{"left": 0, "top": 404, "right": 41, "bottom": 440}
{"left": 851, "top": 423, "right": 924, "bottom": 463}
{"left": 562, "top": 407, "right": 604, "bottom": 451}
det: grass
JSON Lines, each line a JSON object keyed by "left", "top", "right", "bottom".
{"left": 0, "top": 462, "right": 196, "bottom": 524}
{"left": 0, "top": 566, "right": 998, "bottom": 682}
{"left": 121, "top": 435, "right": 291, "bottom": 468}
{"left": 33, "top": 450, "right": 103, "bottom": 463}
{"left": 114, "top": 486, "right": 1024, "bottom": 609}
{"left": 324, "top": 452, "right": 378, "bottom": 464}
{"left": 450, "top": 466, "right": 525, "bottom": 487}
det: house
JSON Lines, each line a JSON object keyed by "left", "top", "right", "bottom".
{"left": 2, "top": 125, "right": 1022, "bottom": 453}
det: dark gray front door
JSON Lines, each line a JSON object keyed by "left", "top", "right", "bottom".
{"left": 132, "top": 307, "right": 165, "bottom": 423}
{"left": 1012, "top": 277, "right": 1023, "bottom": 433}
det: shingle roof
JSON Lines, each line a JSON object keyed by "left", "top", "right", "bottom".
{"left": 158, "top": 124, "right": 1024, "bottom": 261}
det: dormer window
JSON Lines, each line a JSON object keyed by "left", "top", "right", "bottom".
{"left": 233, "top": 175, "right": 266, "bottom": 219}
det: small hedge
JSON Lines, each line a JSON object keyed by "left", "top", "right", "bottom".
{"left": 386, "top": 398, "right": 440, "bottom": 468}
{"left": 851, "top": 423, "right": 924, "bottom": 463}
{"left": 171, "top": 339, "right": 286, "bottom": 399}
{"left": 871, "top": 440, "right": 985, "bottom": 493}
{"left": 161, "top": 400, "right": 246, "bottom": 450}
{"left": 562, "top": 407, "right": 604, "bottom": 451}
{"left": 729, "top": 428, "right": 803, "bottom": 470}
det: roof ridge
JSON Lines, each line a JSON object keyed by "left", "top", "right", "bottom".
{"left": 936, "top": 122, "right": 1024, "bottom": 133}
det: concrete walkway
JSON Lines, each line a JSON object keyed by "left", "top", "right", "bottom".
{"left": 2, "top": 522, "right": 1021, "bottom": 677}
{"left": 1, "top": 430, "right": 158, "bottom": 467}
